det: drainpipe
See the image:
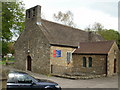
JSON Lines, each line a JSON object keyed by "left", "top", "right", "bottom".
{"left": 106, "top": 55, "right": 108, "bottom": 76}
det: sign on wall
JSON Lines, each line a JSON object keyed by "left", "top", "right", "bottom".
{"left": 53, "top": 50, "right": 61, "bottom": 57}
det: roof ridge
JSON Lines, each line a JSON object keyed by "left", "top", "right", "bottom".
{"left": 41, "top": 19, "right": 86, "bottom": 32}
{"left": 80, "top": 40, "right": 115, "bottom": 43}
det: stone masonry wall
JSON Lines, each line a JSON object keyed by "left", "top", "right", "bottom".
{"left": 72, "top": 54, "right": 107, "bottom": 75}
{"left": 107, "top": 42, "right": 119, "bottom": 76}
{"left": 50, "top": 46, "right": 75, "bottom": 74}
{"left": 15, "top": 20, "right": 50, "bottom": 75}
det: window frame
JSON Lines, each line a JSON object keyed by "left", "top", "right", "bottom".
{"left": 66, "top": 51, "right": 72, "bottom": 64}
{"left": 88, "top": 57, "right": 92, "bottom": 67}
{"left": 82, "top": 57, "right": 87, "bottom": 67}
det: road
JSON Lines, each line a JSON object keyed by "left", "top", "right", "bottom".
{"left": 28, "top": 71, "right": 118, "bottom": 88}
{"left": 2, "top": 66, "right": 119, "bottom": 89}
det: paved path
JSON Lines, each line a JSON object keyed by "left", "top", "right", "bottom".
{"left": 28, "top": 71, "right": 118, "bottom": 88}
{"left": 2, "top": 66, "right": 119, "bottom": 89}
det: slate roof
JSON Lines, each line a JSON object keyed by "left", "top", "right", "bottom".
{"left": 73, "top": 41, "right": 115, "bottom": 54}
{"left": 39, "top": 19, "right": 104, "bottom": 47}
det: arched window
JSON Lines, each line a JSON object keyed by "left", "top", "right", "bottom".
{"left": 89, "top": 57, "right": 92, "bottom": 67}
{"left": 83, "top": 57, "right": 86, "bottom": 67}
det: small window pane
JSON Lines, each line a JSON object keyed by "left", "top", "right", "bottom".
{"left": 83, "top": 57, "right": 86, "bottom": 67}
{"left": 89, "top": 57, "right": 92, "bottom": 67}
{"left": 67, "top": 52, "right": 72, "bottom": 64}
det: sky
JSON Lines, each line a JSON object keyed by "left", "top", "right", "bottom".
{"left": 22, "top": 0, "right": 119, "bottom": 31}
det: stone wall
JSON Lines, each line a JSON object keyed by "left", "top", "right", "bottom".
{"left": 0, "top": 66, "right": 10, "bottom": 90}
{"left": 15, "top": 20, "right": 50, "bottom": 75}
{"left": 50, "top": 46, "right": 75, "bottom": 74}
{"left": 107, "top": 42, "right": 119, "bottom": 76}
{"left": 72, "top": 54, "right": 107, "bottom": 75}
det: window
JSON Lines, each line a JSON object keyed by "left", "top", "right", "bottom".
{"left": 7, "top": 73, "right": 32, "bottom": 83}
{"left": 16, "top": 74, "right": 32, "bottom": 83}
{"left": 89, "top": 57, "right": 92, "bottom": 67}
{"left": 7, "top": 73, "right": 17, "bottom": 83}
{"left": 114, "top": 50, "right": 117, "bottom": 55}
{"left": 33, "top": 8, "right": 35, "bottom": 17}
{"left": 28, "top": 10, "right": 30, "bottom": 18}
{"left": 83, "top": 57, "right": 86, "bottom": 67}
{"left": 67, "top": 52, "right": 72, "bottom": 64}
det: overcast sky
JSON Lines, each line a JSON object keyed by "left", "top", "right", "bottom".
{"left": 23, "top": 0, "right": 119, "bottom": 31}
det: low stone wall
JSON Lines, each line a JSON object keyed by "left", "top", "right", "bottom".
{"left": 52, "top": 74, "right": 107, "bottom": 80}
{"left": 0, "top": 65, "right": 10, "bottom": 90}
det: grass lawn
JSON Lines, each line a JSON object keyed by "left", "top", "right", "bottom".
{"left": 0, "top": 57, "right": 15, "bottom": 65}
{"left": 0, "top": 60, "right": 15, "bottom": 65}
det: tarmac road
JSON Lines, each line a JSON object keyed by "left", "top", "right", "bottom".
{"left": 28, "top": 71, "right": 118, "bottom": 88}
{"left": 2, "top": 66, "right": 119, "bottom": 89}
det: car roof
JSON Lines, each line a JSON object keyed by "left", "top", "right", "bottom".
{"left": 9, "top": 71, "right": 28, "bottom": 75}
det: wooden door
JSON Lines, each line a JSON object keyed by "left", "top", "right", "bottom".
{"left": 114, "top": 59, "right": 116, "bottom": 73}
{"left": 27, "top": 56, "right": 32, "bottom": 71}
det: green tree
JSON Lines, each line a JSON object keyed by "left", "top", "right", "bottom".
{"left": 85, "top": 23, "right": 120, "bottom": 49}
{"left": 2, "top": 1, "right": 25, "bottom": 41}
{"left": 2, "top": 41, "right": 9, "bottom": 56}
{"left": 7, "top": 42, "right": 15, "bottom": 55}
{"left": 99, "top": 29, "right": 120, "bottom": 49}
{"left": 53, "top": 11, "right": 76, "bottom": 27}
{"left": 2, "top": 1, "right": 25, "bottom": 56}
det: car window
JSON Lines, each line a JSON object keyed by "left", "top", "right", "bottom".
{"left": 7, "top": 73, "right": 32, "bottom": 83}
{"left": 7, "top": 73, "right": 17, "bottom": 83}
{"left": 16, "top": 74, "right": 32, "bottom": 83}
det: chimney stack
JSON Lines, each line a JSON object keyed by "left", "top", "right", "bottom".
{"left": 88, "top": 31, "right": 92, "bottom": 42}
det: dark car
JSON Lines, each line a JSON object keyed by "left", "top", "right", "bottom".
{"left": 7, "top": 71, "right": 61, "bottom": 89}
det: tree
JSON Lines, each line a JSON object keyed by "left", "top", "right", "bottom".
{"left": 85, "top": 23, "right": 120, "bottom": 49}
{"left": 99, "top": 29, "right": 120, "bottom": 49}
{"left": 85, "top": 25, "right": 92, "bottom": 32}
{"left": 85, "top": 22, "right": 104, "bottom": 32}
{"left": 7, "top": 42, "right": 15, "bottom": 55}
{"left": 53, "top": 11, "right": 76, "bottom": 27}
{"left": 2, "top": 1, "right": 25, "bottom": 56}
{"left": 2, "top": 1, "right": 25, "bottom": 41}
{"left": 2, "top": 41, "right": 9, "bottom": 56}
{"left": 92, "top": 22, "right": 104, "bottom": 32}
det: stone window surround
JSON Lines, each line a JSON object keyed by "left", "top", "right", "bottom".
{"left": 66, "top": 51, "right": 72, "bottom": 64}
{"left": 82, "top": 56, "right": 93, "bottom": 68}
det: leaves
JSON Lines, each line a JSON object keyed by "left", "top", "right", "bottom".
{"left": 2, "top": 1, "right": 25, "bottom": 56}
{"left": 2, "top": 1, "right": 25, "bottom": 41}
{"left": 99, "top": 29, "right": 120, "bottom": 48}
{"left": 2, "top": 41, "right": 15, "bottom": 56}
{"left": 85, "top": 22, "right": 120, "bottom": 49}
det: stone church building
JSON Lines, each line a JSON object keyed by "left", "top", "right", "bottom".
{"left": 15, "top": 5, "right": 119, "bottom": 76}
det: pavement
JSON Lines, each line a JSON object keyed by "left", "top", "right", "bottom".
{"left": 1, "top": 66, "right": 119, "bottom": 89}
{"left": 28, "top": 71, "right": 118, "bottom": 88}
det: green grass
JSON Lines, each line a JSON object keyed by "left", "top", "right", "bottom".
{"left": 0, "top": 60, "right": 15, "bottom": 65}
{"left": 0, "top": 57, "right": 15, "bottom": 65}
